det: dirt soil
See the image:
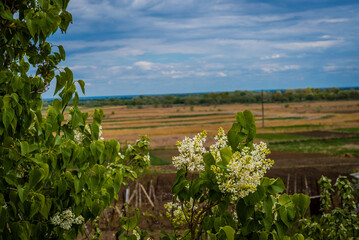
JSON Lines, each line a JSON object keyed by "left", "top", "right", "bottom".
{"left": 286, "top": 130, "right": 359, "bottom": 138}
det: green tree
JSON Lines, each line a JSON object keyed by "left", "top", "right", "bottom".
{"left": 0, "top": 1, "right": 150, "bottom": 239}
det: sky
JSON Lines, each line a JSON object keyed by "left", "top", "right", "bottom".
{"left": 44, "top": 0, "right": 359, "bottom": 98}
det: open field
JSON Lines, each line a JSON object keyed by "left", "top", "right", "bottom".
{"left": 78, "top": 100, "right": 359, "bottom": 239}
{"left": 80, "top": 99, "right": 359, "bottom": 177}
{"left": 85, "top": 100, "right": 359, "bottom": 150}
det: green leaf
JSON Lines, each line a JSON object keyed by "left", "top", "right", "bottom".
{"left": 29, "top": 168, "right": 44, "bottom": 189}
{"left": 278, "top": 194, "right": 291, "bottom": 206}
{"left": 74, "top": 177, "right": 81, "bottom": 194}
{"left": 26, "top": 19, "right": 36, "bottom": 38}
{"left": 244, "top": 185, "right": 265, "bottom": 205}
{"left": 64, "top": 67, "right": 73, "bottom": 82}
{"left": 3, "top": 107, "right": 15, "bottom": 130}
{"left": 1, "top": 9, "right": 13, "bottom": 20}
{"left": 236, "top": 198, "right": 254, "bottom": 225}
{"left": 122, "top": 216, "right": 137, "bottom": 231}
{"left": 90, "top": 123, "right": 100, "bottom": 140}
{"left": 291, "top": 193, "right": 310, "bottom": 217}
{"left": 20, "top": 141, "right": 29, "bottom": 156}
{"left": 263, "top": 178, "right": 285, "bottom": 195}
{"left": 279, "top": 207, "right": 290, "bottom": 227}
{"left": 227, "top": 122, "right": 241, "bottom": 149}
{"left": 39, "top": 198, "right": 52, "bottom": 219}
{"left": 58, "top": 45, "right": 66, "bottom": 60}
{"left": 219, "top": 147, "right": 232, "bottom": 165}
{"left": 57, "top": 178, "right": 67, "bottom": 196}
{"left": 78, "top": 80, "right": 86, "bottom": 95}
{"left": 219, "top": 226, "right": 235, "bottom": 240}
{"left": 214, "top": 216, "right": 225, "bottom": 232}
{"left": 275, "top": 221, "right": 286, "bottom": 239}
{"left": 54, "top": 75, "right": 65, "bottom": 96}
{"left": 243, "top": 110, "right": 255, "bottom": 125}
{"left": 72, "top": 108, "right": 84, "bottom": 129}
{"left": 160, "top": 230, "right": 177, "bottom": 240}
{"left": 73, "top": 92, "right": 79, "bottom": 107}
{"left": 263, "top": 196, "right": 274, "bottom": 231}
{"left": 29, "top": 200, "right": 40, "bottom": 218}
{"left": 235, "top": 112, "right": 246, "bottom": 126}
{"left": 17, "top": 186, "right": 26, "bottom": 203}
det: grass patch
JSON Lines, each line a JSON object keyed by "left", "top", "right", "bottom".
{"left": 103, "top": 121, "right": 231, "bottom": 130}
{"left": 149, "top": 153, "right": 170, "bottom": 166}
{"left": 320, "top": 115, "right": 335, "bottom": 119}
{"left": 256, "top": 133, "right": 316, "bottom": 141}
{"left": 262, "top": 124, "right": 325, "bottom": 131}
{"left": 269, "top": 136, "right": 359, "bottom": 156}
{"left": 331, "top": 128, "right": 359, "bottom": 134}
{"left": 259, "top": 117, "right": 306, "bottom": 121}
{"left": 167, "top": 113, "right": 231, "bottom": 118}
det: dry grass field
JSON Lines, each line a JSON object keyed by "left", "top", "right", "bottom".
{"left": 84, "top": 100, "right": 359, "bottom": 149}
{"left": 73, "top": 100, "right": 359, "bottom": 179}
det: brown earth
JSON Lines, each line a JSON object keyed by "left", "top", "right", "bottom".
{"left": 286, "top": 130, "right": 359, "bottom": 138}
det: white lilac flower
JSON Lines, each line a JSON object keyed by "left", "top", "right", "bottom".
{"left": 172, "top": 131, "right": 207, "bottom": 171}
{"left": 209, "top": 127, "right": 230, "bottom": 162}
{"left": 133, "top": 228, "right": 141, "bottom": 240}
{"left": 144, "top": 153, "right": 150, "bottom": 163}
{"left": 50, "top": 209, "right": 84, "bottom": 230}
{"left": 99, "top": 125, "right": 105, "bottom": 140}
{"left": 74, "top": 129, "right": 85, "bottom": 144}
{"left": 211, "top": 141, "right": 274, "bottom": 200}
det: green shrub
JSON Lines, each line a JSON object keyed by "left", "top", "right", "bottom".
{"left": 162, "top": 111, "right": 310, "bottom": 239}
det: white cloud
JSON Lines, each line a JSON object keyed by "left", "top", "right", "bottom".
{"left": 320, "top": 35, "right": 331, "bottom": 39}
{"left": 275, "top": 40, "right": 341, "bottom": 50}
{"left": 70, "top": 65, "right": 97, "bottom": 71}
{"left": 316, "top": 18, "right": 348, "bottom": 24}
{"left": 217, "top": 72, "right": 227, "bottom": 77}
{"left": 261, "top": 64, "right": 300, "bottom": 73}
{"left": 260, "top": 54, "right": 281, "bottom": 60}
{"left": 133, "top": 61, "right": 155, "bottom": 70}
{"left": 323, "top": 65, "right": 338, "bottom": 71}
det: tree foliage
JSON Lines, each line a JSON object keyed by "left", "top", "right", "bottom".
{"left": 0, "top": 1, "right": 150, "bottom": 239}
{"left": 74, "top": 87, "right": 359, "bottom": 108}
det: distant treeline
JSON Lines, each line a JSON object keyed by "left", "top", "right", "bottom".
{"left": 75, "top": 87, "right": 359, "bottom": 108}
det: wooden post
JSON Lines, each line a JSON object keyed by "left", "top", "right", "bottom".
{"left": 135, "top": 182, "right": 138, "bottom": 207}
{"left": 125, "top": 188, "right": 130, "bottom": 203}
{"left": 304, "top": 175, "right": 309, "bottom": 195}
{"left": 294, "top": 175, "right": 297, "bottom": 193}
{"left": 140, "top": 184, "right": 155, "bottom": 207}
{"left": 286, "top": 174, "right": 291, "bottom": 194}
{"left": 138, "top": 181, "right": 142, "bottom": 207}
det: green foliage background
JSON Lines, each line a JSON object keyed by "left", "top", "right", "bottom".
{"left": 0, "top": 1, "right": 150, "bottom": 239}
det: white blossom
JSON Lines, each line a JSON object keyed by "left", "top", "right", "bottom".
{"left": 74, "top": 129, "right": 84, "bottom": 144}
{"left": 211, "top": 141, "right": 274, "bottom": 200}
{"left": 172, "top": 131, "right": 207, "bottom": 171}
{"left": 50, "top": 209, "right": 84, "bottom": 230}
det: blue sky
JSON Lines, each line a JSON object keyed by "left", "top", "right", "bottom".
{"left": 44, "top": 0, "right": 359, "bottom": 97}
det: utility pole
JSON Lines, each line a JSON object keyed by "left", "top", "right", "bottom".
{"left": 261, "top": 90, "right": 264, "bottom": 128}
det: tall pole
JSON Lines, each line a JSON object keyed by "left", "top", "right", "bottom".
{"left": 261, "top": 90, "right": 264, "bottom": 128}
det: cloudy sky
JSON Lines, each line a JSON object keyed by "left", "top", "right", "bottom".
{"left": 45, "top": 0, "right": 359, "bottom": 97}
